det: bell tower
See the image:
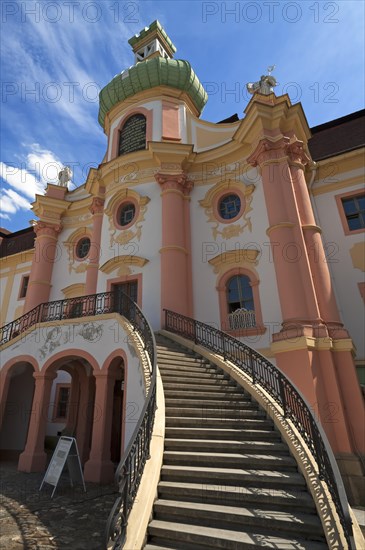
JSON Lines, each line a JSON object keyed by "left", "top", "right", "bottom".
{"left": 128, "top": 20, "right": 176, "bottom": 63}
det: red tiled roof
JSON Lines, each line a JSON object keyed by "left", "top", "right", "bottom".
{"left": 0, "top": 227, "right": 36, "bottom": 258}
{"left": 308, "top": 109, "right": 365, "bottom": 161}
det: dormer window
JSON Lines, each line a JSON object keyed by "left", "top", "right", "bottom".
{"left": 118, "top": 114, "right": 146, "bottom": 156}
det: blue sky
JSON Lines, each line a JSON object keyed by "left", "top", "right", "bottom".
{"left": 1, "top": 0, "right": 364, "bottom": 231}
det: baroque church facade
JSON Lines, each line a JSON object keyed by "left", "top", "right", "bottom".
{"left": 0, "top": 20, "right": 364, "bottom": 510}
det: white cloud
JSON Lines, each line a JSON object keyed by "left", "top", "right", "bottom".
{"left": 0, "top": 188, "right": 31, "bottom": 215}
{"left": 0, "top": 144, "right": 68, "bottom": 225}
{"left": 26, "top": 143, "right": 63, "bottom": 184}
{"left": 0, "top": 143, "right": 64, "bottom": 202}
{"left": 0, "top": 161, "right": 43, "bottom": 199}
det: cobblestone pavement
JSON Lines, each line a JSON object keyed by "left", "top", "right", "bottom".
{"left": 0, "top": 462, "right": 119, "bottom": 549}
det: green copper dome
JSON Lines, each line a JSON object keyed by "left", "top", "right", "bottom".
{"left": 98, "top": 57, "right": 208, "bottom": 128}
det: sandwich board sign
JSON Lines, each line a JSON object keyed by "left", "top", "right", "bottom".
{"left": 39, "top": 436, "right": 86, "bottom": 498}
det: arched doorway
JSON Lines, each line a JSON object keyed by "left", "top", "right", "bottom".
{"left": 18, "top": 351, "right": 98, "bottom": 473}
{"left": 0, "top": 362, "right": 35, "bottom": 460}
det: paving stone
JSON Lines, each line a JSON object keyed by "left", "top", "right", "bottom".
{"left": 0, "top": 461, "right": 120, "bottom": 549}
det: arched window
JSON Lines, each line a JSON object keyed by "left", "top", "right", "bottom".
{"left": 118, "top": 114, "right": 146, "bottom": 156}
{"left": 217, "top": 268, "right": 265, "bottom": 335}
{"left": 226, "top": 274, "right": 257, "bottom": 331}
{"left": 227, "top": 275, "right": 254, "bottom": 313}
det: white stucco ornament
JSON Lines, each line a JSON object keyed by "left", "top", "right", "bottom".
{"left": 58, "top": 166, "right": 72, "bottom": 187}
{"left": 247, "top": 66, "right": 278, "bottom": 96}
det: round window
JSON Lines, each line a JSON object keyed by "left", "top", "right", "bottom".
{"left": 76, "top": 237, "right": 91, "bottom": 259}
{"left": 119, "top": 203, "right": 136, "bottom": 227}
{"left": 218, "top": 194, "right": 241, "bottom": 220}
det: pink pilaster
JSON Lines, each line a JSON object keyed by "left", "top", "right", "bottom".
{"left": 312, "top": 349, "right": 352, "bottom": 454}
{"left": 287, "top": 141, "right": 342, "bottom": 326}
{"left": 83, "top": 372, "right": 115, "bottom": 483}
{"left": 85, "top": 197, "right": 105, "bottom": 295}
{"left": 248, "top": 137, "right": 321, "bottom": 326}
{"left": 183, "top": 190, "right": 194, "bottom": 317}
{"left": 155, "top": 172, "right": 194, "bottom": 319}
{"left": 24, "top": 222, "right": 62, "bottom": 312}
{"left": 332, "top": 350, "right": 365, "bottom": 454}
{"left": 287, "top": 140, "right": 365, "bottom": 457}
{"left": 18, "top": 372, "right": 56, "bottom": 472}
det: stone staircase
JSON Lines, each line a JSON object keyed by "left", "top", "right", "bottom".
{"left": 144, "top": 334, "right": 328, "bottom": 549}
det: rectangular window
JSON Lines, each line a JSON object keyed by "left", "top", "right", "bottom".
{"left": 53, "top": 384, "right": 71, "bottom": 421}
{"left": 19, "top": 276, "right": 29, "bottom": 298}
{"left": 341, "top": 194, "right": 365, "bottom": 231}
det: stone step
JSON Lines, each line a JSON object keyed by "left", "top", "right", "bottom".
{"left": 163, "top": 438, "right": 289, "bottom": 454}
{"left": 159, "top": 369, "right": 228, "bottom": 379}
{"left": 165, "top": 407, "right": 266, "bottom": 419}
{"left": 162, "top": 451, "right": 297, "bottom": 471}
{"left": 158, "top": 361, "right": 213, "bottom": 370}
{"left": 161, "top": 376, "right": 235, "bottom": 386}
{"left": 163, "top": 383, "right": 240, "bottom": 392}
{"left": 164, "top": 398, "right": 254, "bottom": 408}
{"left": 157, "top": 351, "right": 208, "bottom": 362}
{"left": 165, "top": 417, "right": 273, "bottom": 429}
{"left": 153, "top": 500, "right": 324, "bottom": 537}
{"left": 157, "top": 481, "right": 315, "bottom": 513}
{"left": 158, "top": 365, "right": 219, "bottom": 376}
{"left": 156, "top": 343, "right": 189, "bottom": 352}
{"left": 164, "top": 427, "right": 280, "bottom": 441}
{"left": 147, "top": 520, "right": 328, "bottom": 549}
{"left": 159, "top": 370, "right": 227, "bottom": 380}
{"left": 163, "top": 390, "right": 246, "bottom": 399}
{"left": 161, "top": 465, "right": 306, "bottom": 489}
{"left": 157, "top": 353, "right": 200, "bottom": 362}
{"left": 147, "top": 336, "right": 325, "bottom": 550}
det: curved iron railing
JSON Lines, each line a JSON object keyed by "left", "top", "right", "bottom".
{"left": 0, "top": 292, "right": 156, "bottom": 549}
{"left": 105, "top": 301, "right": 156, "bottom": 549}
{"left": 0, "top": 292, "right": 117, "bottom": 345}
{"left": 164, "top": 309, "right": 354, "bottom": 547}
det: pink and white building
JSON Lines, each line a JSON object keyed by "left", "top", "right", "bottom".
{"left": 0, "top": 20, "right": 364, "bottom": 504}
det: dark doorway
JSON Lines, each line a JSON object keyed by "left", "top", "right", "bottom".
{"left": 112, "top": 281, "right": 138, "bottom": 315}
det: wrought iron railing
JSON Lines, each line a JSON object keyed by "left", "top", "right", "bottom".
{"left": 105, "top": 298, "right": 156, "bottom": 549}
{"left": 228, "top": 308, "right": 256, "bottom": 330}
{"left": 0, "top": 292, "right": 156, "bottom": 549}
{"left": 1, "top": 292, "right": 113, "bottom": 345}
{"left": 164, "top": 309, "right": 353, "bottom": 547}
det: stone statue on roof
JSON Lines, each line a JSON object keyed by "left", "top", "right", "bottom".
{"left": 58, "top": 166, "right": 72, "bottom": 187}
{"left": 247, "top": 66, "right": 278, "bottom": 96}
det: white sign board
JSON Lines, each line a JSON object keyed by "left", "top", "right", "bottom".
{"left": 40, "top": 436, "right": 86, "bottom": 498}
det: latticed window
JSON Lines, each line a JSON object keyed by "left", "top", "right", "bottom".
{"left": 76, "top": 237, "right": 91, "bottom": 259}
{"left": 119, "top": 203, "right": 136, "bottom": 226}
{"left": 342, "top": 194, "right": 365, "bottom": 231}
{"left": 218, "top": 194, "right": 241, "bottom": 220}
